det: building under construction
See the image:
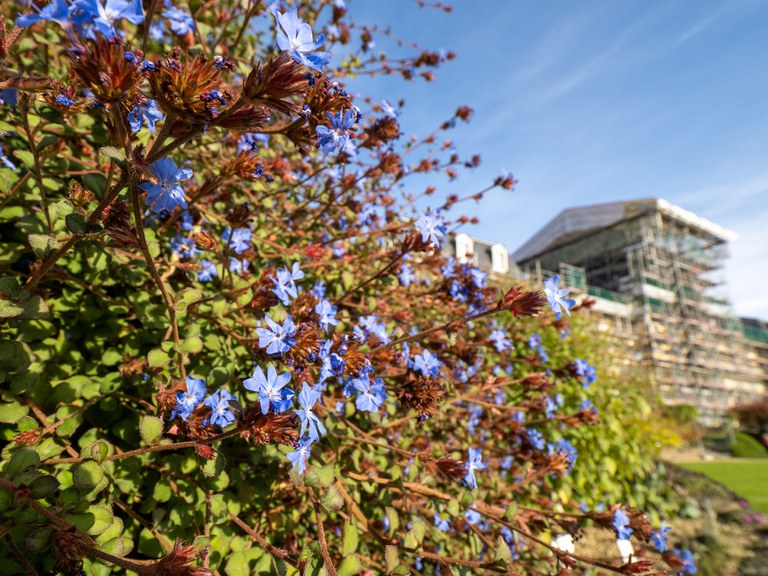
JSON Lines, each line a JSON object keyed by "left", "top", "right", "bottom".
{"left": 513, "top": 198, "right": 767, "bottom": 426}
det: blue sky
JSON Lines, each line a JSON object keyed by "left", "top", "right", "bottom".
{"left": 343, "top": 0, "right": 768, "bottom": 319}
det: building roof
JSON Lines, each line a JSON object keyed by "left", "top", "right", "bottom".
{"left": 513, "top": 198, "right": 737, "bottom": 262}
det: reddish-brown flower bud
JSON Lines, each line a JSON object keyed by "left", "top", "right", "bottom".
{"left": 191, "top": 231, "right": 218, "bottom": 252}
{"left": 620, "top": 560, "right": 659, "bottom": 575}
{"left": 68, "top": 180, "right": 95, "bottom": 207}
{"left": 239, "top": 408, "right": 298, "bottom": 446}
{"left": 243, "top": 53, "right": 310, "bottom": 115}
{"left": 69, "top": 37, "right": 142, "bottom": 104}
{"left": 52, "top": 527, "right": 92, "bottom": 575}
{"left": 0, "top": 15, "right": 22, "bottom": 65}
{"left": 455, "top": 106, "right": 474, "bottom": 122}
{"left": 13, "top": 429, "right": 41, "bottom": 446}
{"left": 147, "top": 50, "right": 228, "bottom": 125}
{"left": 148, "top": 539, "right": 211, "bottom": 576}
{"left": 397, "top": 375, "right": 445, "bottom": 420}
{"left": 500, "top": 285, "right": 547, "bottom": 318}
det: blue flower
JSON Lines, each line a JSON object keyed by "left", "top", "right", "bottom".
{"left": 412, "top": 350, "right": 441, "bottom": 378}
{"left": 315, "top": 299, "right": 338, "bottom": 332}
{"left": 295, "top": 383, "right": 326, "bottom": 441}
{"left": 544, "top": 274, "right": 576, "bottom": 320}
{"left": 243, "top": 364, "right": 294, "bottom": 415}
{"left": 527, "top": 428, "right": 545, "bottom": 450}
{"left": 489, "top": 329, "right": 511, "bottom": 352}
{"left": 255, "top": 314, "right": 297, "bottom": 356}
{"left": 139, "top": 157, "right": 192, "bottom": 214}
{"left": 351, "top": 374, "right": 387, "bottom": 413}
{"left": 357, "top": 202, "right": 376, "bottom": 226}
{"left": 287, "top": 437, "right": 314, "bottom": 474}
{"left": 311, "top": 280, "right": 326, "bottom": 299}
{"left": 55, "top": 95, "right": 76, "bottom": 107}
{"left": 398, "top": 263, "right": 416, "bottom": 287}
{"left": 528, "top": 334, "right": 542, "bottom": 349}
{"left": 553, "top": 439, "right": 577, "bottom": 469}
{"left": 128, "top": 99, "right": 164, "bottom": 133}
{"left": 650, "top": 522, "right": 671, "bottom": 553}
{"left": 579, "top": 399, "right": 597, "bottom": 414}
{"left": 274, "top": 7, "right": 332, "bottom": 71}
{"left": 162, "top": 3, "right": 194, "bottom": 35}
{"left": 237, "top": 132, "right": 269, "bottom": 154}
{"left": 415, "top": 209, "right": 447, "bottom": 247}
{"left": 316, "top": 109, "right": 357, "bottom": 154}
{"left": 171, "top": 375, "right": 207, "bottom": 421}
{"left": 170, "top": 235, "right": 199, "bottom": 260}
{"left": 449, "top": 279, "right": 469, "bottom": 302}
{"left": 228, "top": 258, "right": 249, "bottom": 275}
{"left": 463, "top": 447, "right": 486, "bottom": 489}
{"left": 0, "top": 144, "right": 16, "bottom": 170}
{"left": 355, "top": 315, "right": 390, "bottom": 344}
{"left": 433, "top": 514, "right": 451, "bottom": 532}
{"left": 677, "top": 548, "right": 696, "bottom": 574}
{"left": 16, "top": 0, "right": 71, "bottom": 28}
{"left": 71, "top": 0, "right": 145, "bottom": 38}
{"left": 575, "top": 358, "right": 597, "bottom": 388}
{"left": 465, "top": 509, "right": 482, "bottom": 526}
{"left": 223, "top": 227, "right": 252, "bottom": 255}
{"left": 381, "top": 99, "right": 400, "bottom": 119}
{"left": 180, "top": 210, "right": 194, "bottom": 230}
{"left": 198, "top": 259, "right": 217, "bottom": 282}
{"left": 612, "top": 509, "right": 633, "bottom": 541}
{"left": 272, "top": 262, "right": 303, "bottom": 304}
{"left": 148, "top": 19, "right": 166, "bottom": 40}
{"left": 203, "top": 388, "right": 237, "bottom": 428}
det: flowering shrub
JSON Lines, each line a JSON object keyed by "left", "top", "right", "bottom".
{"left": 0, "top": 2, "right": 696, "bottom": 575}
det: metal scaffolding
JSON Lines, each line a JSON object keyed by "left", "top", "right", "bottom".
{"left": 515, "top": 199, "right": 767, "bottom": 426}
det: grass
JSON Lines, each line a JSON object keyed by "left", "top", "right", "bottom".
{"left": 679, "top": 460, "right": 768, "bottom": 514}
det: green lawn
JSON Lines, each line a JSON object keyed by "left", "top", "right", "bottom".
{"left": 679, "top": 461, "right": 768, "bottom": 514}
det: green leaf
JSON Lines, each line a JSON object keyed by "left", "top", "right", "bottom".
{"left": 28, "top": 234, "right": 58, "bottom": 259}
{"left": 139, "top": 415, "right": 163, "bottom": 444}
{"left": 65, "top": 212, "right": 88, "bottom": 234}
{"left": 19, "top": 294, "right": 49, "bottom": 319}
{"left": 0, "top": 298, "right": 24, "bottom": 318}
{"left": 100, "top": 537, "right": 130, "bottom": 557}
{"left": 73, "top": 461, "right": 104, "bottom": 489}
{"left": 28, "top": 474, "right": 60, "bottom": 499}
{"left": 341, "top": 520, "right": 358, "bottom": 557}
{"left": 385, "top": 506, "right": 400, "bottom": 535}
{"left": 26, "top": 527, "right": 54, "bottom": 553}
{"left": 385, "top": 545, "right": 399, "bottom": 573}
{"left": 147, "top": 348, "right": 171, "bottom": 368}
{"left": 0, "top": 277, "right": 21, "bottom": 297}
{"left": 337, "top": 556, "right": 361, "bottom": 576}
{"left": 12, "top": 149, "right": 35, "bottom": 169}
{"left": 494, "top": 536, "right": 513, "bottom": 564}
{"left": 99, "top": 146, "right": 126, "bottom": 163}
{"left": 178, "top": 336, "right": 203, "bottom": 354}
{"left": 321, "top": 484, "right": 344, "bottom": 512}
{"left": 0, "top": 400, "right": 28, "bottom": 423}
{"left": 89, "top": 440, "right": 113, "bottom": 463}
{"left": 86, "top": 505, "right": 115, "bottom": 536}
{"left": 101, "top": 349, "right": 122, "bottom": 366}
{"left": 6, "top": 448, "right": 40, "bottom": 479}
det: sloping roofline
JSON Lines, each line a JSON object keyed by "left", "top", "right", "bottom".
{"left": 513, "top": 198, "right": 737, "bottom": 262}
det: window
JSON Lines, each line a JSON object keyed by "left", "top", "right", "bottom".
{"left": 491, "top": 243, "right": 509, "bottom": 274}
{"left": 455, "top": 233, "right": 474, "bottom": 264}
